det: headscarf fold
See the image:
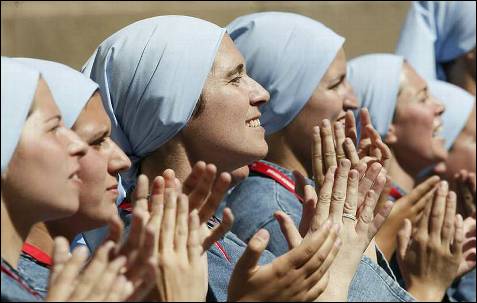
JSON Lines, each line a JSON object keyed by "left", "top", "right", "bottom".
{"left": 82, "top": 15, "right": 226, "bottom": 191}
{"left": 396, "top": 1, "right": 476, "bottom": 80}
{"left": 227, "top": 12, "right": 345, "bottom": 135}
{"left": 15, "top": 58, "right": 98, "bottom": 128}
{"left": 1, "top": 57, "right": 40, "bottom": 173}
{"left": 346, "top": 54, "right": 404, "bottom": 138}
{"left": 427, "top": 79, "right": 475, "bottom": 150}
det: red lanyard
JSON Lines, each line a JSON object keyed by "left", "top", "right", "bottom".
{"left": 22, "top": 242, "right": 52, "bottom": 267}
{"left": 389, "top": 186, "right": 404, "bottom": 200}
{"left": 249, "top": 161, "right": 304, "bottom": 203}
{"left": 1, "top": 261, "right": 41, "bottom": 299}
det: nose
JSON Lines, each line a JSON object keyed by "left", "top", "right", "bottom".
{"left": 342, "top": 79, "right": 359, "bottom": 111}
{"left": 248, "top": 77, "right": 270, "bottom": 106}
{"left": 108, "top": 140, "right": 131, "bottom": 175}
{"left": 64, "top": 127, "right": 88, "bottom": 157}
{"left": 431, "top": 95, "right": 445, "bottom": 117}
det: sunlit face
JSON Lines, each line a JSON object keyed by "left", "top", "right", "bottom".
{"left": 2, "top": 77, "right": 87, "bottom": 221}
{"left": 283, "top": 47, "right": 358, "bottom": 165}
{"left": 182, "top": 34, "right": 270, "bottom": 172}
{"left": 65, "top": 92, "right": 131, "bottom": 230}
{"left": 390, "top": 62, "right": 447, "bottom": 174}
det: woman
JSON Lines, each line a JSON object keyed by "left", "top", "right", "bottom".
{"left": 224, "top": 12, "right": 410, "bottom": 302}
{"left": 346, "top": 53, "right": 468, "bottom": 301}
{"left": 1, "top": 57, "right": 88, "bottom": 301}
{"left": 82, "top": 15, "right": 344, "bottom": 302}
{"left": 396, "top": 1, "right": 476, "bottom": 95}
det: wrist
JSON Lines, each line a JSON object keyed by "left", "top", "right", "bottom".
{"left": 407, "top": 284, "right": 446, "bottom": 302}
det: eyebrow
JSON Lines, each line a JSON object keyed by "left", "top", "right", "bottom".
{"left": 226, "top": 63, "right": 244, "bottom": 78}
{"left": 88, "top": 128, "right": 109, "bottom": 143}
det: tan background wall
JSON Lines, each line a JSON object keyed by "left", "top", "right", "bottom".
{"left": 1, "top": 1, "right": 410, "bottom": 70}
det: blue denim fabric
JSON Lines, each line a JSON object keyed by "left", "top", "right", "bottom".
{"left": 16, "top": 253, "right": 49, "bottom": 299}
{"left": 447, "top": 269, "right": 476, "bottom": 302}
{"left": 1, "top": 259, "right": 41, "bottom": 302}
{"left": 226, "top": 160, "right": 415, "bottom": 302}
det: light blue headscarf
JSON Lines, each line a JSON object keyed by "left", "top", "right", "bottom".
{"left": 1, "top": 57, "right": 40, "bottom": 173}
{"left": 396, "top": 1, "right": 476, "bottom": 81}
{"left": 14, "top": 58, "right": 99, "bottom": 128}
{"left": 427, "top": 79, "right": 475, "bottom": 150}
{"left": 82, "top": 15, "right": 226, "bottom": 192}
{"left": 227, "top": 12, "right": 345, "bottom": 135}
{"left": 347, "top": 54, "right": 404, "bottom": 138}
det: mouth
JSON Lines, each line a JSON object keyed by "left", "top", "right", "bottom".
{"left": 246, "top": 115, "right": 262, "bottom": 128}
{"left": 106, "top": 184, "right": 118, "bottom": 192}
{"left": 432, "top": 121, "right": 443, "bottom": 138}
{"left": 69, "top": 166, "right": 81, "bottom": 182}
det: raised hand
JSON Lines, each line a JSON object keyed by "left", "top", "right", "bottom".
{"left": 454, "top": 169, "right": 476, "bottom": 218}
{"left": 228, "top": 218, "right": 341, "bottom": 302}
{"left": 375, "top": 175, "right": 440, "bottom": 260}
{"left": 457, "top": 214, "right": 476, "bottom": 278}
{"left": 397, "top": 181, "right": 464, "bottom": 302}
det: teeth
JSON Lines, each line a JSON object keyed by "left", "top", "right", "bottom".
{"left": 247, "top": 119, "right": 261, "bottom": 128}
{"left": 433, "top": 125, "right": 443, "bottom": 137}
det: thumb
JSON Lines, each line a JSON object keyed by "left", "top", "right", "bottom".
{"left": 236, "top": 229, "right": 269, "bottom": 275}
{"left": 397, "top": 219, "right": 412, "bottom": 260}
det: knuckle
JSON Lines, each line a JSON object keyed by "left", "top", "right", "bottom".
{"left": 318, "top": 193, "right": 332, "bottom": 205}
{"left": 332, "top": 192, "right": 346, "bottom": 202}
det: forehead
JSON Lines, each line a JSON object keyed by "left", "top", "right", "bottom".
{"left": 210, "top": 34, "right": 245, "bottom": 76}
{"left": 401, "top": 62, "right": 427, "bottom": 93}
{"left": 30, "top": 77, "right": 60, "bottom": 116}
{"left": 74, "top": 92, "right": 110, "bottom": 129}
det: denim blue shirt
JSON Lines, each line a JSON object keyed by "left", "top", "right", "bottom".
{"left": 17, "top": 253, "right": 49, "bottom": 299}
{"left": 1, "top": 258, "right": 41, "bottom": 302}
{"left": 225, "top": 160, "right": 416, "bottom": 301}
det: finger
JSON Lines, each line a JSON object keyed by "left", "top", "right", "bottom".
{"left": 313, "top": 166, "right": 336, "bottom": 230}
{"left": 275, "top": 211, "right": 302, "bottom": 249}
{"left": 355, "top": 190, "right": 377, "bottom": 238}
{"left": 89, "top": 256, "right": 128, "bottom": 300}
{"left": 159, "top": 189, "right": 177, "bottom": 252}
{"left": 416, "top": 191, "right": 433, "bottom": 238}
{"left": 410, "top": 185, "right": 438, "bottom": 220}
{"left": 299, "top": 187, "right": 318, "bottom": 237}
{"left": 286, "top": 220, "right": 334, "bottom": 268}
{"left": 344, "top": 137, "right": 360, "bottom": 168}
{"left": 69, "top": 241, "right": 115, "bottom": 300}
{"left": 174, "top": 193, "right": 189, "bottom": 253}
{"left": 358, "top": 162, "right": 382, "bottom": 209}
{"left": 321, "top": 119, "right": 338, "bottom": 173}
{"left": 442, "top": 191, "right": 457, "bottom": 248}
{"left": 199, "top": 172, "right": 231, "bottom": 223}
{"left": 430, "top": 181, "right": 449, "bottom": 243}
{"left": 147, "top": 177, "right": 165, "bottom": 256}
{"left": 375, "top": 139, "right": 392, "bottom": 170}
{"left": 126, "top": 225, "right": 156, "bottom": 283}
{"left": 104, "top": 215, "right": 125, "bottom": 245}
{"left": 343, "top": 169, "right": 359, "bottom": 227}
{"left": 202, "top": 208, "right": 234, "bottom": 252}
{"left": 305, "top": 235, "right": 341, "bottom": 288}
{"left": 235, "top": 229, "right": 270, "bottom": 275}
{"left": 51, "top": 246, "right": 89, "bottom": 300}
{"left": 369, "top": 171, "right": 387, "bottom": 203}
{"left": 305, "top": 272, "right": 329, "bottom": 301}
{"left": 397, "top": 219, "right": 412, "bottom": 260}
{"left": 375, "top": 175, "right": 392, "bottom": 215}
{"left": 49, "top": 237, "right": 72, "bottom": 285}
{"left": 330, "top": 159, "right": 351, "bottom": 222}
{"left": 334, "top": 121, "right": 346, "bottom": 161}
{"left": 182, "top": 161, "right": 206, "bottom": 195}
{"left": 293, "top": 170, "right": 307, "bottom": 200}
{"left": 407, "top": 176, "right": 440, "bottom": 205}
{"left": 134, "top": 174, "right": 150, "bottom": 213}
{"left": 119, "top": 209, "right": 146, "bottom": 257}
{"left": 345, "top": 110, "right": 358, "bottom": 145}
{"left": 359, "top": 108, "right": 372, "bottom": 132}
{"left": 162, "top": 169, "right": 176, "bottom": 190}
{"left": 451, "top": 214, "right": 464, "bottom": 256}
{"left": 312, "top": 126, "right": 325, "bottom": 187}
{"left": 105, "top": 275, "right": 128, "bottom": 301}
{"left": 187, "top": 209, "right": 202, "bottom": 263}
{"left": 371, "top": 200, "right": 393, "bottom": 237}
{"left": 189, "top": 163, "right": 216, "bottom": 211}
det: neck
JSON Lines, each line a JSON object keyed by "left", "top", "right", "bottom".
{"left": 24, "top": 223, "right": 54, "bottom": 258}
{"left": 264, "top": 132, "right": 309, "bottom": 178}
{"left": 141, "top": 137, "right": 193, "bottom": 183}
{"left": 1, "top": 198, "right": 35, "bottom": 268}
{"left": 387, "top": 156, "right": 415, "bottom": 194}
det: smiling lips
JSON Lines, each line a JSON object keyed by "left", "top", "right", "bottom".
{"left": 246, "top": 118, "right": 261, "bottom": 128}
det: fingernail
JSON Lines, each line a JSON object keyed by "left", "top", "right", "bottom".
{"left": 256, "top": 229, "right": 269, "bottom": 241}
{"left": 323, "top": 119, "right": 330, "bottom": 127}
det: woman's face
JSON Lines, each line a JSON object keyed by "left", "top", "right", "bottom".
{"left": 2, "top": 77, "right": 87, "bottom": 221}
{"left": 70, "top": 92, "right": 131, "bottom": 229}
{"left": 182, "top": 34, "right": 270, "bottom": 172}
{"left": 391, "top": 62, "right": 447, "bottom": 174}
{"left": 283, "top": 47, "right": 358, "bottom": 163}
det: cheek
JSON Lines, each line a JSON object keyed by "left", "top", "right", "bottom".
{"left": 397, "top": 104, "right": 434, "bottom": 137}
{"left": 78, "top": 152, "right": 108, "bottom": 193}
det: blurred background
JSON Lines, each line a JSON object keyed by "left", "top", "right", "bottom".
{"left": 1, "top": 1, "right": 410, "bottom": 70}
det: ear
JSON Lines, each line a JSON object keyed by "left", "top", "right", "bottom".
{"left": 384, "top": 124, "right": 398, "bottom": 145}
{"left": 433, "top": 162, "right": 447, "bottom": 175}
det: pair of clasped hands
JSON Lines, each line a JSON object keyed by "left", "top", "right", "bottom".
{"left": 43, "top": 108, "right": 466, "bottom": 302}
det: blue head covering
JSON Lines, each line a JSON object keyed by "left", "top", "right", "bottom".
{"left": 427, "top": 79, "right": 475, "bottom": 150}
{"left": 347, "top": 54, "right": 404, "bottom": 138}
{"left": 227, "top": 12, "right": 345, "bottom": 135}
{"left": 396, "top": 1, "right": 476, "bottom": 81}
{"left": 1, "top": 57, "right": 40, "bottom": 173}
{"left": 14, "top": 58, "right": 99, "bottom": 128}
{"left": 82, "top": 15, "right": 226, "bottom": 192}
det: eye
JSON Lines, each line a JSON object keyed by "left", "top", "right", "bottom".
{"left": 90, "top": 137, "right": 107, "bottom": 148}
{"left": 229, "top": 76, "right": 242, "bottom": 85}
